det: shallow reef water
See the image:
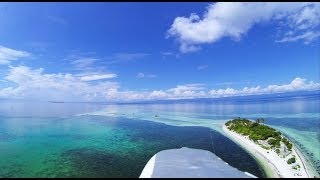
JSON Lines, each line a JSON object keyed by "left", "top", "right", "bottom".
{"left": 0, "top": 95, "right": 319, "bottom": 177}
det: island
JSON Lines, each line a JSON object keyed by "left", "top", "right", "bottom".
{"left": 223, "top": 118, "right": 313, "bottom": 178}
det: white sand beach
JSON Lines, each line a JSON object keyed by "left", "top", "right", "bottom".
{"left": 222, "top": 124, "right": 312, "bottom": 178}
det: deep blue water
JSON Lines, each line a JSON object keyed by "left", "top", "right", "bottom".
{"left": 0, "top": 94, "right": 319, "bottom": 177}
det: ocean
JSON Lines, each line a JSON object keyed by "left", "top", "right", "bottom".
{"left": 0, "top": 93, "right": 319, "bottom": 177}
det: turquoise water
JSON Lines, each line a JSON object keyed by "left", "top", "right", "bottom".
{"left": 0, "top": 95, "right": 319, "bottom": 177}
{"left": 0, "top": 115, "right": 262, "bottom": 177}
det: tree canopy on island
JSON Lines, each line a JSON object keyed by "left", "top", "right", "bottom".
{"left": 225, "top": 118, "right": 293, "bottom": 150}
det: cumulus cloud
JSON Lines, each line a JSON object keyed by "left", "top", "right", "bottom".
{"left": 165, "top": 83, "right": 207, "bottom": 99}
{"left": 0, "top": 67, "right": 319, "bottom": 102}
{"left": 149, "top": 90, "right": 168, "bottom": 99}
{"left": 118, "top": 78, "right": 320, "bottom": 101}
{"left": 208, "top": 77, "right": 320, "bottom": 97}
{"left": 263, "top": 77, "right": 320, "bottom": 94}
{"left": 168, "top": 83, "right": 205, "bottom": 92}
{"left": 0, "top": 45, "right": 30, "bottom": 64}
{"left": 107, "top": 84, "right": 207, "bottom": 101}
{"left": 167, "top": 2, "right": 320, "bottom": 53}
{"left": 117, "top": 78, "right": 320, "bottom": 101}
{"left": 0, "top": 66, "right": 119, "bottom": 102}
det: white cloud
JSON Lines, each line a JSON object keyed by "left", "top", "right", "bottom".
{"left": 149, "top": 90, "right": 168, "bottom": 99}
{"left": 136, "top": 72, "right": 145, "bottom": 78}
{"left": 71, "top": 57, "right": 98, "bottom": 70}
{"left": 209, "top": 77, "right": 320, "bottom": 98}
{"left": 180, "top": 44, "right": 201, "bottom": 53}
{"left": 289, "top": 4, "right": 320, "bottom": 30}
{"left": 197, "top": 65, "right": 208, "bottom": 70}
{"left": 80, "top": 74, "right": 117, "bottom": 81}
{"left": 136, "top": 72, "right": 157, "bottom": 79}
{"left": 166, "top": 83, "right": 207, "bottom": 99}
{"left": 276, "top": 31, "right": 320, "bottom": 44}
{"left": 147, "top": 74, "right": 157, "bottom": 78}
{"left": 168, "top": 83, "right": 206, "bottom": 92}
{"left": 0, "top": 66, "right": 118, "bottom": 102}
{"left": 68, "top": 55, "right": 109, "bottom": 75}
{"left": 168, "top": 2, "right": 320, "bottom": 53}
{"left": 262, "top": 77, "right": 320, "bottom": 94}
{"left": 161, "top": 51, "right": 180, "bottom": 59}
{"left": 0, "top": 68, "right": 319, "bottom": 102}
{"left": 107, "top": 84, "right": 207, "bottom": 101}
{"left": 123, "top": 78, "right": 319, "bottom": 101}
{"left": 138, "top": 78, "right": 320, "bottom": 101}
{"left": 0, "top": 45, "right": 30, "bottom": 64}
{"left": 107, "top": 53, "right": 150, "bottom": 64}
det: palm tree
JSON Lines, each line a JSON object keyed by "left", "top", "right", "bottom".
{"left": 256, "top": 118, "right": 260, "bottom": 124}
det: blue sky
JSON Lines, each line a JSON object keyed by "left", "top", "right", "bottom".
{"left": 0, "top": 2, "right": 319, "bottom": 102}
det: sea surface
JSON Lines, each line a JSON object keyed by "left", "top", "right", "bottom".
{"left": 0, "top": 94, "right": 319, "bottom": 177}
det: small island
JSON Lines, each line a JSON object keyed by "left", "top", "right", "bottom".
{"left": 48, "top": 101, "right": 65, "bottom": 103}
{"left": 223, "top": 118, "right": 312, "bottom": 178}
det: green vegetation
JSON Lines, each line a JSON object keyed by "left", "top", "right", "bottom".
{"left": 287, "top": 157, "right": 296, "bottom": 164}
{"left": 226, "top": 118, "right": 281, "bottom": 141}
{"left": 261, "top": 145, "right": 271, "bottom": 150}
{"left": 268, "top": 138, "right": 281, "bottom": 148}
{"left": 276, "top": 148, "right": 280, "bottom": 154}
{"left": 282, "top": 137, "right": 293, "bottom": 150}
{"left": 293, "top": 164, "right": 300, "bottom": 170}
{"left": 225, "top": 117, "right": 293, "bottom": 151}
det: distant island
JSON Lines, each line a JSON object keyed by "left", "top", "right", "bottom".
{"left": 48, "top": 101, "right": 65, "bottom": 103}
{"left": 223, "top": 118, "right": 314, "bottom": 178}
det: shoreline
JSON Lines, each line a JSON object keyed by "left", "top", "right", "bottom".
{"left": 222, "top": 124, "right": 311, "bottom": 178}
{"left": 293, "top": 144, "right": 319, "bottom": 178}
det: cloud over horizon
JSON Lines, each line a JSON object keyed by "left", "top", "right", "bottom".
{"left": 0, "top": 65, "right": 319, "bottom": 102}
{"left": 0, "top": 66, "right": 119, "bottom": 102}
